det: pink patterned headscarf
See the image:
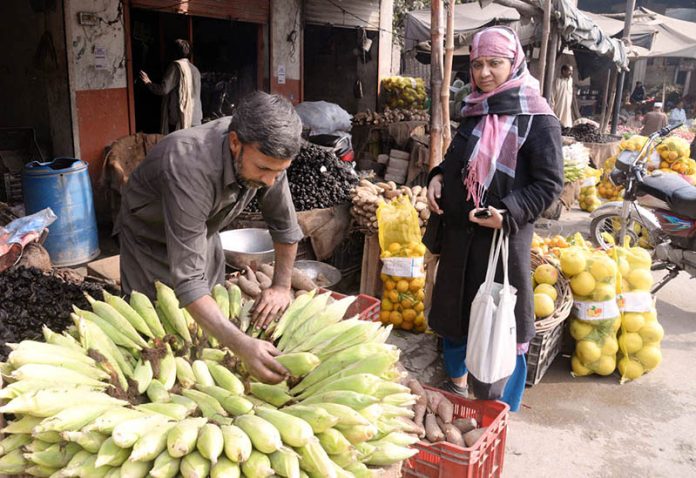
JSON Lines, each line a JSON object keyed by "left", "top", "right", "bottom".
{"left": 461, "top": 26, "right": 554, "bottom": 208}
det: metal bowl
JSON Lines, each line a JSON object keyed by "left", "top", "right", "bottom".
{"left": 294, "top": 260, "right": 342, "bottom": 289}
{"left": 220, "top": 228, "right": 274, "bottom": 270}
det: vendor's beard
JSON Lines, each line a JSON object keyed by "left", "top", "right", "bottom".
{"left": 234, "top": 147, "right": 266, "bottom": 189}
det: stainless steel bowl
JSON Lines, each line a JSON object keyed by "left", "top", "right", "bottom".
{"left": 220, "top": 228, "right": 274, "bottom": 270}
{"left": 294, "top": 260, "right": 342, "bottom": 289}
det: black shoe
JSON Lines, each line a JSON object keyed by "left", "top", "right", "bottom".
{"left": 440, "top": 379, "right": 469, "bottom": 398}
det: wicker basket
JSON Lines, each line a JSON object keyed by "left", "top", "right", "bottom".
{"left": 531, "top": 251, "right": 572, "bottom": 334}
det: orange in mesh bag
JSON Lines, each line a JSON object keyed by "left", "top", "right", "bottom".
{"left": 377, "top": 196, "right": 427, "bottom": 332}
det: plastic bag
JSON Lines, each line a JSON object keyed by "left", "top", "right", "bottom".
{"left": 578, "top": 166, "right": 601, "bottom": 212}
{"left": 381, "top": 76, "right": 426, "bottom": 110}
{"left": 295, "top": 101, "right": 352, "bottom": 135}
{"left": 0, "top": 208, "right": 56, "bottom": 252}
{"left": 377, "top": 196, "right": 427, "bottom": 332}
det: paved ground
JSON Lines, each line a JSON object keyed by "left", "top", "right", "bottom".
{"left": 391, "top": 207, "right": 696, "bottom": 477}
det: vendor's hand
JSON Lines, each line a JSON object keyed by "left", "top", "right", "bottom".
{"left": 469, "top": 207, "right": 503, "bottom": 229}
{"left": 139, "top": 70, "right": 151, "bottom": 85}
{"left": 251, "top": 285, "right": 292, "bottom": 330}
{"left": 235, "top": 335, "right": 288, "bottom": 384}
{"left": 427, "top": 174, "right": 444, "bottom": 214}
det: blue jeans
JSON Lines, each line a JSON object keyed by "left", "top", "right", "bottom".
{"left": 442, "top": 337, "right": 527, "bottom": 412}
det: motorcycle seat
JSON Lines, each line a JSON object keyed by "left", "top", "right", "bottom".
{"left": 640, "top": 173, "right": 696, "bottom": 219}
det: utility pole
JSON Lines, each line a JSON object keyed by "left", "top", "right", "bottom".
{"left": 429, "top": 0, "right": 444, "bottom": 170}
{"left": 442, "top": 0, "right": 455, "bottom": 151}
{"left": 611, "top": 0, "right": 636, "bottom": 134}
{"left": 537, "top": 0, "right": 552, "bottom": 92}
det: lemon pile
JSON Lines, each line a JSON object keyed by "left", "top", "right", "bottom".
{"left": 531, "top": 233, "right": 569, "bottom": 259}
{"left": 381, "top": 76, "right": 427, "bottom": 110}
{"left": 579, "top": 167, "right": 602, "bottom": 212}
{"left": 655, "top": 137, "right": 696, "bottom": 180}
{"left": 379, "top": 241, "right": 427, "bottom": 333}
{"left": 532, "top": 264, "right": 559, "bottom": 319}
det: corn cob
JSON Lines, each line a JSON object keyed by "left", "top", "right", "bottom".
{"left": 83, "top": 407, "right": 144, "bottom": 434}
{"left": 132, "top": 359, "right": 154, "bottom": 394}
{"left": 307, "top": 403, "right": 370, "bottom": 427}
{"left": 297, "top": 437, "right": 337, "bottom": 478}
{"left": 197, "top": 423, "right": 224, "bottom": 464}
{"left": 329, "top": 448, "right": 358, "bottom": 468}
{"left": 24, "top": 439, "right": 53, "bottom": 453}
{"left": 372, "top": 381, "right": 410, "bottom": 399}
{"left": 275, "top": 352, "right": 320, "bottom": 377}
{"left": 155, "top": 303, "right": 178, "bottom": 337}
{"left": 120, "top": 459, "right": 152, "bottom": 478}
{"left": 195, "top": 385, "right": 254, "bottom": 416}
{"left": 146, "top": 379, "right": 171, "bottom": 403}
{"left": 234, "top": 415, "right": 283, "bottom": 454}
{"left": 241, "top": 450, "right": 274, "bottom": 478}
{"left": 211, "top": 456, "right": 240, "bottom": 478}
{"left": 41, "top": 326, "right": 84, "bottom": 352}
{"left": 353, "top": 441, "right": 376, "bottom": 460}
{"left": 249, "top": 382, "right": 292, "bottom": 407}
{"left": 281, "top": 404, "right": 339, "bottom": 434}
{"left": 166, "top": 417, "right": 208, "bottom": 458}
{"left": 237, "top": 299, "right": 254, "bottom": 334}
{"left": 369, "top": 431, "right": 419, "bottom": 447}
{"left": 272, "top": 291, "right": 317, "bottom": 341}
{"left": 174, "top": 357, "right": 196, "bottom": 389}
{"left": 149, "top": 450, "right": 180, "bottom": 478}
{"left": 179, "top": 450, "right": 210, "bottom": 478}
{"left": 379, "top": 403, "right": 414, "bottom": 419}
{"left": 301, "top": 391, "right": 379, "bottom": 411}
{"left": 10, "top": 363, "right": 108, "bottom": 388}
{"left": 53, "top": 448, "right": 91, "bottom": 478}
{"left": 0, "top": 388, "right": 126, "bottom": 417}
{"left": 298, "top": 373, "right": 385, "bottom": 401}
{"left": 71, "top": 454, "right": 112, "bottom": 478}
{"left": 276, "top": 293, "right": 331, "bottom": 351}
{"left": 254, "top": 407, "right": 314, "bottom": 447}
{"left": 74, "top": 315, "right": 130, "bottom": 389}
{"left": 135, "top": 402, "right": 189, "bottom": 421}
{"left": 381, "top": 392, "right": 418, "bottom": 408}
{"left": 155, "top": 282, "right": 193, "bottom": 342}
{"left": 0, "top": 433, "right": 31, "bottom": 455}
{"left": 227, "top": 283, "right": 242, "bottom": 320}
{"left": 26, "top": 464, "right": 58, "bottom": 477}
{"left": 337, "top": 423, "right": 378, "bottom": 444}
{"left": 191, "top": 360, "right": 215, "bottom": 387}
{"left": 169, "top": 394, "right": 200, "bottom": 415}
{"left": 359, "top": 404, "right": 383, "bottom": 423}
{"left": 0, "top": 380, "right": 108, "bottom": 401}
{"left": 32, "top": 431, "right": 61, "bottom": 444}
{"left": 129, "top": 421, "right": 177, "bottom": 462}
{"left": 220, "top": 424, "right": 252, "bottom": 462}
{"left": 103, "top": 290, "right": 155, "bottom": 338}
{"left": 33, "top": 404, "right": 115, "bottom": 433}
{"left": 346, "top": 461, "right": 374, "bottom": 478}
{"left": 315, "top": 321, "right": 386, "bottom": 359}
{"left": 8, "top": 340, "right": 93, "bottom": 364}
{"left": 362, "top": 442, "right": 418, "bottom": 466}
{"left": 181, "top": 389, "right": 228, "bottom": 418}
{"left": 104, "top": 467, "right": 122, "bottom": 478}
{"left": 282, "top": 296, "right": 355, "bottom": 352}
{"left": 60, "top": 431, "right": 108, "bottom": 453}
{"left": 332, "top": 462, "right": 357, "bottom": 478}
{"left": 205, "top": 361, "right": 244, "bottom": 395}
{"left": 0, "top": 448, "right": 28, "bottom": 475}
{"left": 212, "top": 284, "right": 230, "bottom": 319}
{"left": 26, "top": 442, "right": 80, "bottom": 468}
{"left": 269, "top": 447, "right": 301, "bottom": 478}
{"left": 156, "top": 345, "right": 177, "bottom": 390}
{"left": 95, "top": 437, "right": 130, "bottom": 467}
{"left": 112, "top": 414, "right": 170, "bottom": 448}
{"left": 2, "top": 414, "right": 43, "bottom": 434}
{"left": 85, "top": 295, "right": 148, "bottom": 348}
{"left": 317, "top": 428, "right": 352, "bottom": 455}
{"left": 200, "top": 348, "right": 227, "bottom": 362}
{"left": 129, "top": 290, "right": 167, "bottom": 338}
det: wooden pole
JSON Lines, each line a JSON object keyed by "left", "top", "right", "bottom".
{"left": 604, "top": 70, "right": 618, "bottom": 132}
{"left": 543, "top": 28, "right": 559, "bottom": 100}
{"left": 442, "top": 0, "right": 454, "bottom": 152}
{"left": 610, "top": 0, "right": 636, "bottom": 134}
{"left": 599, "top": 69, "right": 612, "bottom": 132}
{"left": 429, "top": 0, "right": 444, "bottom": 171}
{"left": 537, "top": 0, "right": 552, "bottom": 92}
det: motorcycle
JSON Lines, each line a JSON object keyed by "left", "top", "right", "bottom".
{"left": 589, "top": 123, "right": 696, "bottom": 293}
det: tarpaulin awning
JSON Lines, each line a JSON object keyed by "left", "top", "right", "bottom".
{"left": 617, "top": 8, "right": 696, "bottom": 59}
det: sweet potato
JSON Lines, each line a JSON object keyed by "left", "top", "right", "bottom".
{"left": 244, "top": 266, "right": 260, "bottom": 285}
{"left": 442, "top": 423, "right": 465, "bottom": 447}
{"left": 426, "top": 390, "right": 444, "bottom": 413}
{"left": 255, "top": 270, "right": 272, "bottom": 289}
{"left": 259, "top": 263, "right": 275, "bottom": 278}
{"left": 406, "top": 379, "right": 427, "bottom": 404}
{"left": 437, "top": 397, "right": 454, "bottom": 424}
{"left": 453, "top": 418, "right": 478, "bottom": 434}
{"left": 463, "top": 427, "right": 487, "bottom": 447}
{"left": 424, "top": 413, "right": 445, "bottom": 443}
{"left": 238, "top": 275, "right": 261, "bottom": 298}
{"left": 291, "top": 267, "right": 317, "bottom": 291}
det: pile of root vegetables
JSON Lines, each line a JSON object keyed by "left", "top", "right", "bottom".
{"left": 0, "top": 281, "right": 421, "bottom": 478}
{"left": 350, "top": 180, "right": 430, "bottom": 235}
{"left": 229, "top": 264, "right": 321, "bottom": 301}
{"left": 352, "top": 108, "right": 430, "bottom": 127}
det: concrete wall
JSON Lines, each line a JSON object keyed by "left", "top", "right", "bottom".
{"left": 0, "top": 0, "right": 73, "bottom": 160}
{"left": 270, "top": 0, "right": 302, "bottom": 103}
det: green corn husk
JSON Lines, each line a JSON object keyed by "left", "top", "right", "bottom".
{"left": 200, "top": 348, "right": 227, "bottom": 362}
{"left": 381, "top": 393, "right": 418, "bottom": 408}
{"left": 120, "top": 459, "right": 153, "bottom": 478}
{"left": 241, "top": 450, "right": 274, "bottom": 478}
{"left": 337, "top": 423, "right": 378, "bottom": 445}
{"left": 8, "top": 348, "right": 109, "bottom": 381}
{"left": 205, "top": 361, "right": 244, "bottom": 395}
{"left": 135, "top": 402, "right": 189, "bottom": 421}
{"left": 129, "top": 291, "right": 167, "bottom": 338}
{"left": 181, "top": 389, "right": 228, "bottom": 418}
{"left": 234, "top": 415, "right": 282, "bottom": 454}
{"left": 54, "top": 448, "right": 91, "bottom": 477}
{"left": 359, "top": 404, "right": 383, "bottom": 423}
{"left": 32, "top": 430, "right": 61, "bottom": 444}
{"left": 316, "top": 321, "right": 388, "bottom": 360}
{"left": 379, "top": 403, "right": 414, "bottom": 419}
{"left": 0, "top": 388, "right": 126, "bottom": 418}
{"left": 25, "top": 464, "right": 58, "bottom": 477}
{"left": 33, "top": 404, "right": 114, "bottom": 434}
{"left": 146, "top": 380, "right": 171, "bottom": 403}
{"left": 300, "top": 391, "right": 379, "bottom": 410}
{"left": 249, "top": 382, "right": 292, "bottom": 407}
{"left": 317, "top": 428, "right": 352, "bottom": 455}
{"left": 103, "top": 290, "right": 155, "bottom": 338}
{"left": 276, "top": 293, "right": 332, "bottom": 351}
{"left": 220, "top": 424, "right": 252, "bottom": 462}
{"left": 307, "top": 403, "right": 369, "bottom": 427}
{"left": 346, "top": 461, "right": 375, "bottom": 478}
{"left": 149, "top": 450, "right": 180, "bottom": 478}
{"left": 129, "top": 422, "right": 177, "bottom": 462}
{"left": 198, "top": 386, "right": 254, "bottom": 416}
{"left": 271, "top": 291, "right": 316, "bottom": 341}
{"left": 298, "top": 373, "right": 385, "bottom": 400}
{"left": 197, "top": 423, "right": 224, "bottom": 465}
{"left": 281, "top": 404, "right": 339, "bottom": 434}
{"left": 73, "top": 306, "right": 143, "bottom": 351}
{"left": 369, "top": 431, "right": 419, "bottom": 447}
{"left": 24, "top": 439, "right": 53, "bottom": 453}
{"left": 169, "top": 394, "right": 199, "bottom": 415}
{"left": 212, "top": 284, "right": 230, "bottom": 319}
{"left": 41, "top": 326, "right": 83, "bottom": 352}
{"left": 332, "top": 461, "right": 357, "bottom": 478}
{"left": 227, "top": 283, "right": 242, "bottom": 320}
{"left": 10, "top": 364, "right": 108, "bottom": 389}
{"left": 362, "top": 443, "right": 418, "bottom": 466}
{"left": 26, "top": 442, "right": 80, "bottom": 468}
{"left": 175, "top": 357, "right": 196, "bottom": 389}
{"left": 297, "top": 437, "right": 336, "bottom": 478}
{"left": 155, "top": 282, "right": 192, "bottom": 342}
{"left": 191, "top": 360, "right": 215, "bottom": 387}
{"left": 155, "top": 303, "right": 178, "bottom": 338}
{"left": 254, "top": 407, "right": 314, "bottom": 447}
{"left": 211, "top": 456, "right": 240, "bottom": 478}
{"left": 68, "top": 454, "right": 112, "bottom": 478}
{"left": 0, "top": 433, "right": 31, "bottom": 455}
{"left": 61, "top": 431, "right": 108, "bottom": 454}
{"left": 269, "top": 447, "right": 301, "bottom": 478}
{"left": 238, "top": 299, "right": 254, "bottom": 334}
{"left": 74, "top": 316, "right": 130, "bottom": 389}
{"left": 180, "top": 450, "right": 210, "bottom": 478}
{"left": 166, "top": 417, "right": 207, "bottom": 458}
{"left": 329, "top": 448, "right": 359, "bottom": 468}
{"left": 83, "top": 407, "right": 144, "bottom": 434}
{"left": 85, "top": 295, "right": 148, "bottom": 348}
{"left": 275, "top": 352, "right": 320, "bottom": 377}
{"left": 7, "top": 339, "right": 92, "bottom": 363}
{"left": 157, "top": 345, "right": 177, "bottom": 390}
{"left": 133, "top": 359, "right": 154, "bottom": 394}
{"left": 0, "top": 380, "right": 103, "bottom": 401}
{"left": 104, "top": 467, "right": 122, "bottom": 478}
{"left": 283, "top": 296, "right": 356, "bottom": 352}
{"left": 95, "top": 437, "right": 130, "bottom": 467}
{"left": 0, "top": 448, "right": 29, "bottom": 475}
{"left": 2, "top": 414, "right": 43, "bottom": 434}
{"left": 353, "top": 442, "right": 376, "bottom": 460}
{"left": 372, "top": 381, "right": 411, "bottom": 399}
{"left": 112, "top": 414, "right": 170, "bottom": 448}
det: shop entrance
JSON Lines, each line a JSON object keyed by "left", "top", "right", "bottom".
{"left": 129, "top": 9, "right": 261, "bottom": 134}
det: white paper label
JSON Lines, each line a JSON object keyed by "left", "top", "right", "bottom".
{"left": 581, "top": 177, "right": 597, "bottom": 187}
{"left": 382, "top": 257, "right": 425, "bottom": 278}
{"left": 95, "top": 47, "right": 107, "bottom": 70}
{"left": 277, "top": 64, "right": 286, "bottom": 85}
{"left": 572, "top": 300, "right": 620, "bottom": 321}
{"left": 618, "top": 292, "right": 654, "bottom": 313}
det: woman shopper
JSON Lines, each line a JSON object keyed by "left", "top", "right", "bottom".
{"left": 424, "top": 26, "right": 563, "bottom": 411}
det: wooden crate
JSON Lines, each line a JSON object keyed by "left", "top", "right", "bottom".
{"left": 359, "top": 233, "right": 382, "bottom": 297}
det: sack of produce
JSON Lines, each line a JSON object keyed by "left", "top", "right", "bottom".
{"left": 563, "top": 143, "right": 590, "bottom": 183}
{"left": 578, "top": 166, "right": 602, "bottom": 212}
{"left": 562, "top": 246, "right": 621, "bottom": 377}
{"left": 377, "top": 196, "right": 427, "bottom": 332}
{"left": 381, "top": 76, "right": 427, "bottom": 110}
{"left": 612, "top": 245, "right": 663, "bottom": 383}
{"left": 597, "top": 155, "right": 624, "bottom": 201}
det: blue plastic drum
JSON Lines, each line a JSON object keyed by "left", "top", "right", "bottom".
{"left": 22, "top": 158, "right": 100, "bottom": 266}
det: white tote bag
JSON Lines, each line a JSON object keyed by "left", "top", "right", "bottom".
{"left": 465, "top": 229, "right": 518, "bottom": 385}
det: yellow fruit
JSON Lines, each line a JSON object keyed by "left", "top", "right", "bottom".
{"left": 388, "top": 243, "right": 402, "bottom": 254}
{"left": 618, "top": 357, "right": 644, "bottom": 380}
{"left": 534, "top": 294, "right": 555, "bottom": 318}
{"left": 589, "top": 256, "right": 617, "bottom": 282}
{"left": 643, "top": 310, "right": 657, "bottom": 323}
{"left": 616, "top": 257, "right": 630, "bottom": 277}
{"left": 627, "top": 269, "right": 653, "bottom": 291}
{"left": 388, "top": 291, "right": 399, "bottom": 303}
{"left": 591, "top": 283, "right": 616, "bottom": 302}
{"left": 380, "top": 311, "right": 391, "bottom": 324}
{"left": 612, "top": 317, "right": 622, "bottom": 332}
{"left": 384, "top": 280, "right": 396, "bottom": 291}
{"left": 396, "top": 280, "right": 409, "bottom": 293}
{"left": 381, "top": 299, "right": 393, "bottom": 312}
{"left": 638, "top": 322, "right": 664, "bottom": 344}
{"left": 414, "top": 244, "right": 426, "bottom": 256}
{"left": 571, "top": 355, "right": 592, "bottom": 376}
{"left": 560, "top": 248, "right": 587, "bottom": 277}
{"left": 402, "top": 309, "right": 417, "bottom": 322}
{"left": 622, "top": 312, "right": 645, "bottom": 333}
{"left": 534, "top": 284, "right": 558, "bottom": 301}
{"left": 627, "top": 247, "right": 652, "bottom": 270}
{"left": 576, "top": 340, "right": 602, "bottom": 364}
{"left": 415, "top": 323, "right": 427, "bottom": 333}
{"left": 400, "top": 321, "right": 414, "bottom": 331}
{"left": 414, "top": 302, "right": 425, "bottom": 313}
{"left": 400, "top": 297, "right": 414, "bottom": 309}
{"left": 570, "top": 272, "right": 596, "bottom": 297}
{"left": 389, "top": 311, "right": 403, "bottom": 326}
{"left": 414, "top": 314, "right": 425, "bottom": 326}
{"left": 618, "top": 332, "right": 643, "bottom": 354}
{"left": 635, "top": 345, "right": 662, "bottom": 370}
{"left": 570, "top": 320, "right": 593, "bottom": 340}
{"left": 416, "top": 290, "right": 425, "bottom": 301}
{"left": 534, "top": 264, "right": 559, "bottom": 286}
{"left": 409, "top": 278, "right": 424, "bottom": 292}
{"left": 594, "top": 355, "right": 616, "bottom": 376}
{"left": 601, "top": 337, "right": 619, "bottom": 355}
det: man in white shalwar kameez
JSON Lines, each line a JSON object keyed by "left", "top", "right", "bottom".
{"left": 552, "top": 65, "right": 574, "bottom": 128}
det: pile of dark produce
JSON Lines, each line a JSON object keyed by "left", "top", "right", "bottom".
{"left": 562, "top": 124, "right": 617, "bottom": 143}
{"left": 245, "top": 143, "right": 358, "bottom": 212}
{"left": 0, "top": 266, "right": 114, "bottom": 359}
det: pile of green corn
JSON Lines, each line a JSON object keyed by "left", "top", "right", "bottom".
{"left": 0, "top": 282, "right": 420, "bottom": 477}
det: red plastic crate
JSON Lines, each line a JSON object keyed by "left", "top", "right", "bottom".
{"left": 403, "top": 386, "right": 509, "bottom": 478}
{"left": 318, "top": 288, "right": 381, "bottom": 322}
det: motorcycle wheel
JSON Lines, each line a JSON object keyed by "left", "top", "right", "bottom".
{"left": 590, "top": 213, "right": 655, "bottom": 250}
